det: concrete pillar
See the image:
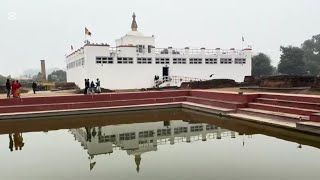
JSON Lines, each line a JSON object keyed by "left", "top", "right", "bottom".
{"left": 40, "top": 60, "right": 47, "bottom": 82}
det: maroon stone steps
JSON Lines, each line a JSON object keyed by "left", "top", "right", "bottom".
{"left": 310, "top": 113, "right": 320, "bottom": 122}
{"left": 238, "top": 108, "right": 309, "bottom": 122}
{"left": 186, "top": 97, "right": 246, "bottom": 109}
{"left": 248, "top": 102, "right": 320, "bottom": 116}
{"left": 189, "top": 90, "right": 258, "bottom": 103}
{"left": 255, "top": 98, "right": 320, "bottom": 111}
{"left": 0, "top": 90, "right": 190, "bottom": 107}
{"left": 0, "top": 96, "right": 187, "bottom": 114}
{"left": 259, "top": 94, "right": 320, "bottom": 104}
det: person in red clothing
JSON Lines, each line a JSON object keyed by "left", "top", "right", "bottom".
{"left": 16, "top": 80, "right": 22, "bottom": 98}
{"left": 11, "top": 80, "right": 18, "bottom": 98}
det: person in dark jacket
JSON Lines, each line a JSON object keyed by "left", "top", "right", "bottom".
{"left": 32, "top": 81, "right": 37, "bottom": 94}
{"left": 84, "top": 79, "right": 90, "bottom": 95}
{"left": 6, "top": 79, "right": 11, "bottom": 98}
{"left": 90, "top": 81, "right": 95, "bottom": 94}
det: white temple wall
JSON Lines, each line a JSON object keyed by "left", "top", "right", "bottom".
{"left": 116, "top": 36, "right": 155, "bottom": 47}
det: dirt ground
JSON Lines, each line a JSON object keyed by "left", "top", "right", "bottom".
{"left": 1, "top": 87, "right": 320, "bottom": 99}
{"left": 210, "top": 87, "right": 320, "bottom": 95}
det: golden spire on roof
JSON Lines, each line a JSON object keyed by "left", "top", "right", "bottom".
{"left": 131, "top": 12, "right": 138, "bottom": 31}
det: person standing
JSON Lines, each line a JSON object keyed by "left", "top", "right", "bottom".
{"left": 32, "top": 81, "right": 37, "bottom": 94}
{"left": 11, "top": 80, "right": 18, "bottom": 98}
{"left": 90, "top": 81, "right": 95, "bottom": 94}
{"left": 16, "top": 80, "right": 22, "bottom": 98}
{"left": 96, "top": 78, "right": 101, "bottom": 94}
{"left": 84, "top": 79, "right": 89, "bottom": 95}
{"left": 6, "top": 79, "right": 11, "bottom": 98}
{"left": 86, "top": 79, "right": 90, "bottom": 94}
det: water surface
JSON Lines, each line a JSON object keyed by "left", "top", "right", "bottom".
{"left": 0, "top": 109, "right": 319, "bottom": 180}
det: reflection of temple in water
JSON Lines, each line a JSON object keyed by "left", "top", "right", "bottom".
{"left": 70, "top": 120, "right": 237, "bottom": 171}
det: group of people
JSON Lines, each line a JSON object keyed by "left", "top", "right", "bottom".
{"left": 6, "top": 79, "right": 22, "bottom": 98}
{"left": 9, "top": 133, "right": 24, "bottom": 151}
{"left": 84, "top": 78, "right": 101, "bottom": 95}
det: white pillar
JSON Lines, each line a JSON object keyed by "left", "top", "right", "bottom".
{"left": 170, "top": 128, "right": 174, "bottom": 145}
{"left": 217, "top": 127, "right": 222, "bottom": 139}
{"left": 231, "top": 131, "right": 236, "bottom": 138}
{"left": 186, "top": 125, "right": 191, "bottom": 143}
{"left": 230, "top": 48, "right": 235, "bottom": 63}
{"left": 202, "top": 124, "right": 207, "bottom": 141}
{"left": 216, "top": 48, "right": 221, "bottom": 63}
{"left": 201, "top": 47, "right": 205, "bottom": 64}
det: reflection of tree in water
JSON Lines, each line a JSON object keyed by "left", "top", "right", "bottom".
{"left": 9, "top": 133, "right": 24, "bottom": 151}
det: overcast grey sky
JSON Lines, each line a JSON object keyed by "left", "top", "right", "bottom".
{"left": 1, "top": 0, "right": 320, "bottom": 77}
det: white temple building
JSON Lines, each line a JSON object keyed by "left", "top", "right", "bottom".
{"left": 66, "top": 13, "right": 252, "bottom": 89}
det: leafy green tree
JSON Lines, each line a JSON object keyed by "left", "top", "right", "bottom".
{"left": 0, "top": 75, "right": 7, "bottom": 85}
{"left": 33, "top": 72, "right": 42, "bottom": 81}
{"left": 0, "top": 74, "right": 12, "bottom": 85}
{"left": 305, "top": 61, "right": 320, "bottom": 75}
{"left": 278, "top": 46, "right": 305, "bottom": 75}
{"left": 252, "top": 53, "right": 274, "bottom": 77}
{"left": 48, "top": 70, "right": 67, "bottom": 82}
{"left": 302, "top": 34, "right": 320, "bottom": 75}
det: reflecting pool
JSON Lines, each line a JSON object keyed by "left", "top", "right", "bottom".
{"left": 0, "top": 109, "right": 320, "bottom": 180}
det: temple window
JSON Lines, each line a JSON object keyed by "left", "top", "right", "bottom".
{"left": 173, "top": 58, "right": 187, "bottom": 64}
{"left": 117, "top": 57, "right": 134, "bottom": 64}
{"left": 155, "top": 58, "right": 170, "bottom": 64}
{"left": 220, "top": 58, "right": 232, "bottom": 64}
{"left": 234, "top": 58, "right": 246, "bottom": 64}
{"left": 189, "top": 58, "right": 203, "bottom": 64}
{"left": 137, "top": 57, "right": 152, "bottom": 64}
{"left": 205, "top": 58, "right": 218, "bottom": 64}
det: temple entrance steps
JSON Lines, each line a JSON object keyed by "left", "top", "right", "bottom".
{"left": 227, "top": 113, "right": 298, "bottom": 129}
{"left": 186, "top": 96, "right": 246, "bottom": 109}
{"left": 254, "top": 98, "right": 320, "bottom": 111}
{"left": 252, "top": 94, "right": 320, "bottom": 116}
{"left": 237, "top": 108, "right": 309, "bottom": 122}
{"left": 247, "top": 103, "right": 319, "bottom": 116}
{"left": 236, "top": 93, "right": 320, "bottom": 122}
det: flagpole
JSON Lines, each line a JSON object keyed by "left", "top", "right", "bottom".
{"left": 85, "top": 28, "right": 87, "bottom": 44}
{"left": 242, "top": 35, "right": 244, "bottom": 50}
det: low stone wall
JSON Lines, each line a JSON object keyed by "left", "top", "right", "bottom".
{"left": 55, "top": 82, "right": 79, "bottom": 90}
{"left": 259, "top": 75, "right": 317, "bottom": 88}
{"left": 180, "top": 79, "right": 237, "bottom": 89}
{"left": 0, "top": 86, "right": 5, "bottom": 94}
